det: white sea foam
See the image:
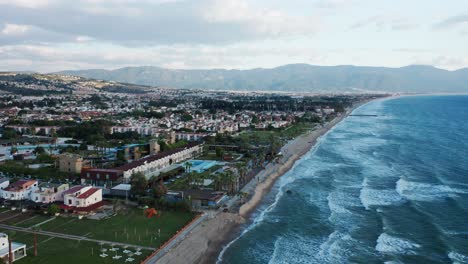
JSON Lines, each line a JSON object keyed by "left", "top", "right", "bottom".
{"left": 267, "top": 236, "right": 321, "bottom": 264}
{"left": 359, "top": 178, "right": 404, "bottom": 210}
{"left": 376, "top": 233, "right": 421, "bottom": 255}
{"left": 396, "top": 178, "right": 468, "bottom": 201}
{"left": 317, "top": 231, "right": 354, "bottom": 263}
{"left": 448, "top": 251, "right": 468, "bottom": 264}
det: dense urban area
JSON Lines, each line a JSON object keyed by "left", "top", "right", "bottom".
{"left": 0, "top": 72, "right": 385, "bottom": 263}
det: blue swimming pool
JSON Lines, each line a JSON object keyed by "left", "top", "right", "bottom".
{"left": 184, "top": 160, "right": 220, "bottom": 173}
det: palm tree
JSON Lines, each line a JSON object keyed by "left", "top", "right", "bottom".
{"left": 235, "top": 162, "right": 248, "bottom": 186}
{"left": 185, "top": 162, "right": 193, "bottom": 173}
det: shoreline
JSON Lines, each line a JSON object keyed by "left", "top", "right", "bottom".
{"left": 155, "top": 99, "right": 373, "bottom": 264}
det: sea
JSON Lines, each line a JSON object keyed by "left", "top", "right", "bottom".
{"left": 218, "top": 95, "right": 468, "bottom": 264}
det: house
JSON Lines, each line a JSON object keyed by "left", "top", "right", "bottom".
{"left": 0, "top": 178, "right": 9, "bottom": 190}
{"left": 58, "top": 153, "right": 83, "bottom": 174}
{"left": 81, "top": 168, "right": 123, "bottom": 187}
{"left": 0, "top": 180, "right": 38, "bottom": 200}
{"left": 61, "top": 186, "right": 103, "bottom": 213}
{"left": 110, "top": 184, "right": 131, "bottom": 197}
{"left": 0, "top": 233, "right": 27, "bottom": 262}
{"left": 182, "top": 190, "right": 227, "bottom": 209}
{"left": 30, "top": 183, "right": 69, "bottom": 204}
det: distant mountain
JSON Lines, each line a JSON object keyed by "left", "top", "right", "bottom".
{"left": 56, "top": 64, "right": 468, "bottom": 93}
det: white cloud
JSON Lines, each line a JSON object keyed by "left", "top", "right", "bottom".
{"left": 0, "top": 0, "right": 53, "bottom": 8}
{"left": 1, "top": 24, "right": 31, "bottom": 36}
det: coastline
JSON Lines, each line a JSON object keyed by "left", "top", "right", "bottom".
{"left": 155, "top": 99, "right": 373, "bottom": 264}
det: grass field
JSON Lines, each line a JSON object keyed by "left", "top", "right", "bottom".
{"left": 7, "top": 233, "right": 150, "bottom": 264}
{"left": 0, "top": 208, "right": 196, "bottom": 263}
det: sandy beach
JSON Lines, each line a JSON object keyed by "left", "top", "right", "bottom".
{"left": 155, "top": 101, "right": 368, "bottom": 264}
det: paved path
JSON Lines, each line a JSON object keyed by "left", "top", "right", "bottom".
{"left": 142, "top": 213, "right": 207, "bottom": 264}
{"left": 0, "top": 223, "right": 154, "bottom": 250}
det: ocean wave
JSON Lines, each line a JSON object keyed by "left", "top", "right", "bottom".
{"left": 267, "top": 236, "right": 320, "bottom": 264}
{"left": 376, "top": 233, "right": 421, "bottom": 255}
{"left": 359, "top": 179, "right": 404, "bottom": 210}
{"left": 396, "top": 178, "right": 468, "bottom": 202}
{"left": 448, "top": 251, "right": 468, "bottom": 264}
{"left": 317, "top": 231, "right": 354, "bottom": 263}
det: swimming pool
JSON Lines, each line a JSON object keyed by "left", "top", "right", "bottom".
{"left": 183, "top": 160, "right": 220, "bottom": 173}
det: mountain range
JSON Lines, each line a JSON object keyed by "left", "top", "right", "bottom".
{"left": 57, "top": 64, "right": 468, "bottom": 93}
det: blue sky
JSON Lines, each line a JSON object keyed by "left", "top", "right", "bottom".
{"left": 0, "top": 0, "right": 467, "bottom": 72}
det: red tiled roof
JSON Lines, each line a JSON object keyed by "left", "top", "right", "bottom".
{"left": 77, "top": 188, "right": 100, "bottom": 199}
{"left": 62, "top": 185, "right": 86, "bottom": 196}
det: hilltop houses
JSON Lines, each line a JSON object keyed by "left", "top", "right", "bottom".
{"left": 0, "top": 179, "right": 38, "bottom": 200}
{"left": 0, "top": 233, "right": 26, "bottom": 262}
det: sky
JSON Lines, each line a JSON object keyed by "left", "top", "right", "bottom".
{"left": 0, "top": 0, "right": 467, "bottom": 72}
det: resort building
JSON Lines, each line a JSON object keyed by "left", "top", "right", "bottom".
{"left": 116, "top": 143, "right": 203, "bottom": 179}
{"left": 30, "top": 183, "right": 69, "bottom": 204}
{"left": 175, "top": 132, "right": 209, "bottom": 142}
{"left": 58, "top": 153, "right": 83, "bottom": 174}
{"left": 0, "top": 179, "right": 38, "bottom": 200}
{"left": 0, "top": 233, "right": 27, "bottom": 262}
{"left": 61, "top": 186, "right": 103, "bottom": 213}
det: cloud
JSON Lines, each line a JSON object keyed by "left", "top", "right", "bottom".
{"left": 434, "top": 14, "right": 468, "bottom": 29}
{"left": 412, "top": 55, "right": 468, "bottom": 70}
{"left": 0, "top": 0, "right": 317, "bottom": 46}
{"left": 0, "top": 42, "right": 326, "bottom": 72}
{"left": 1, "top": 24, "right": 31, "bottom": 36}
{"left": 313, "top": 0, "right": 354, "bottom": 9}
{"left": 350, "top": 16, "right": 416, "bottom": 31}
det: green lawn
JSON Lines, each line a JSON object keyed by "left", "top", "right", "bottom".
{"left": 0, "top": 208, "right": 196, "bottom": 264}
{"left": 37, "top": 209, "right": 195, "bottom": 248}
{"left": 5, "top": 233, "right": 149, "bottom": 264}
{"left": 14, "top": 214, "right": 52, "bottom": 228}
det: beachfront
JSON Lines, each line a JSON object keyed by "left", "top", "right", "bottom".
{"left": 153, "top": 101, "right": 369, "bottom": 264}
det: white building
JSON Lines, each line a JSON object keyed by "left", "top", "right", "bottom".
{"left": 0, "top": 178, "right": 9, "bottom": 190}
{"left": 31, "top": 183, "right": 69, "bottom": 204}
{"left": 62, "top": 186, "right": 103, "bottom": 212}
{"left": 117, "top": 143, "right": 203, "bottom": 179}
{"left": 0, "top": 233, "right": 27, "bottom": 262}
{"left": 0, "top": 180, "right": 38, "bottom": 200}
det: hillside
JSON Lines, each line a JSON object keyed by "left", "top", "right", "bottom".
{"left": 57, "top": 64, "right": 468, "bottom": 93}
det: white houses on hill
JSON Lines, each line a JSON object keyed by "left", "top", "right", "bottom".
{"left": 0, "top": 179, "right": 38, "bottom": 200}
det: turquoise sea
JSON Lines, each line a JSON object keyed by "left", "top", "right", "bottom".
{"left": 218, "top": 95, "right": 468, "bottom": 264}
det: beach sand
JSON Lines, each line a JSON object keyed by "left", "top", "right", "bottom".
{"left": 155, "top": 102, "right": 368, "bottom": 264}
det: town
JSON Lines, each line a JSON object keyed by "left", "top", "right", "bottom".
{"left": 0, "top": 72, "right": 384, "bottom": 263}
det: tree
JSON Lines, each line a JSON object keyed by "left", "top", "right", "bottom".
{"left": 215, "top": 147, "right": 224, "bottom": 159}
{"left": 79, "top": 142, "right": 88, "bottom": 151}
{"left": 130, "top": 172, "right": 148, "bottom": 195}
{"left": 185, "top": 162, "right": 193, "bottom": 173}
{"left": 2, "top": 128, "right": 18, "bottom": 139}
{"left": 34, "top": 146, "right": 46, "bottom": 155}
{"left": 153, "top": 181, "right": 168, "bottom": 199}
{"left": 48, "top": 204, "right": 60, "bottom": 215}
{"left": 181, "top": 113, "right": 193, "bottom": 122}
{"left": 36, "top": 153, "right": 54, "bottom": 163}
